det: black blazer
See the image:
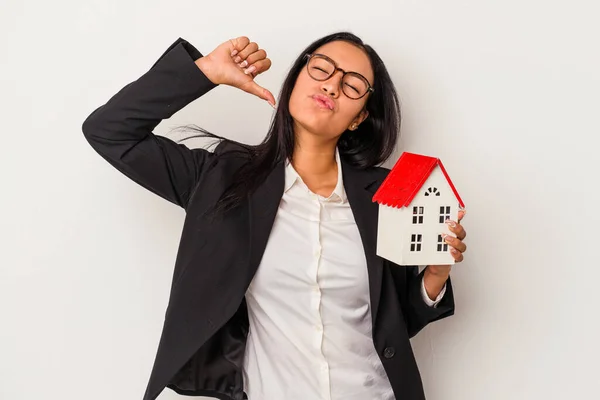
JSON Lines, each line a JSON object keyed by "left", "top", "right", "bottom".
{"left": 82, "top": 37, "right": 455, "bottom": 400}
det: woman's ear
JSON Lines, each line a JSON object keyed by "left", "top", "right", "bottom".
{"left": 358, "top": 109, "right": 369, "bottom": 124}
{"left": 349, "top": 110, "right": 369, "bottom": 131}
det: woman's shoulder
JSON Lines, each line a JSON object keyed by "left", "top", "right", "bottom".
{"left": 368, "top": 165, "right": 391, "bottom": 181}
{"left": 212, "top": 139, "right": 254, "bottom": 162}
{"left": 214, "top": 139, "right": 250, "bottom": 155}
{"left": 373, "top": 165, "right": 391, "bottom": 175}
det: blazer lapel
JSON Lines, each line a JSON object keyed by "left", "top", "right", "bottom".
{"left": 341, "top": 160, "right": 384, "bottom": 328}
{"left": 248, "top": 161, "right": 285, "bottom": 280}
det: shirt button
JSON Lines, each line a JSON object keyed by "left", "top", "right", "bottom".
{"left": 314, "top": 325, "right": 322, "bottom": 332}
{"left": 383, "top": 347, "right": 396, "bottom": 359}
{"left": 314, "top": 248, "right": 321, "bottom": 258}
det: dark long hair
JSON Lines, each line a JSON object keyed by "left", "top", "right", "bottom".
{"left": 173, "top": 32, "right": 401, "bottom": 215}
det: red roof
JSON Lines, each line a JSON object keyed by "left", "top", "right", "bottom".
{"left": 372, "top": 152, "right": 465, "bottom": 208}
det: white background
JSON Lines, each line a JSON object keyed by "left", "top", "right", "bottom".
{"left": 2, "top": 1, "right": 599, "bottom": 399}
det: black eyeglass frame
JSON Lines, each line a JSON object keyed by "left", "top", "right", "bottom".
{"left": 304, "top": 53, "right": 375, "bottom": 100}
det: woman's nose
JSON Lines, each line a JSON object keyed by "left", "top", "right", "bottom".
{"left": 321, "top": 70, "right": 343, "bottom": 98}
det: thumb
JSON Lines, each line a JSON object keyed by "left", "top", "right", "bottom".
{"left": 240, "top": 80, "right": 276, "bottom": 107}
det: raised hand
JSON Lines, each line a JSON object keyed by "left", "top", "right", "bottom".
{"left": 195, "top": 36, "right": 276, "bottom": 107}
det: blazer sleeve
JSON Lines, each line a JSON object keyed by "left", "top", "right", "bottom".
{"left": 81, "top": 37, "right": 218, "bottom": 209}
{"left": 394, "top": 265, "right": 455, "bottom": 338}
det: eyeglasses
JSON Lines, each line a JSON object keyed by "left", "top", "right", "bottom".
{"left": 305, "top": 53, "right": 374, "bottom": 100}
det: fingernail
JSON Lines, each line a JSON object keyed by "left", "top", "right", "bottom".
{"left": 234, "top": 56, "right": 242, "bottom": 63}
{"left": 267, "top": 101, "right": 276, "bottom": 109}
{"left": 239, "top": 60, "right": 248, "bottom": 68}
{"left": 231, "top": 50, "right": 238, "bottom": 57}
{"left": 442, "top": 234, "right": 451, "bottom": 242}
{"left": 446, "top": 220, "right": 457, "bottom": 228}
{"left": 451, "top": 248, "right": 458, "bottom": 254}
{"left": 244, "top": 66, "right": 256, "bottom": 75}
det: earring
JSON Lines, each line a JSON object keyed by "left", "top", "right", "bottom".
{"left": 351, "top": 124, "right": 357, "bottom": 130}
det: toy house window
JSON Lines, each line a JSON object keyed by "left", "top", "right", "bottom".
{"left": 439, "top": 206, "right": 451, "bottom": 223}
{"left": 412, "top": 206, "right": 424, "bottom": 224}
{"left": 424, "top": 187, "right": 440, "bottom": 197}
{"left": 437, "top": 235, "right": 449, "bottom": 252}
{"left": 410, "top": 234, "right": 422, "bottom": 252}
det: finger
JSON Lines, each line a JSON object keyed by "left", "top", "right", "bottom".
{"left": 240, "top": 80, "right": 276, "bottom": 106}
{"left": 229, "top": 36, "right": 250, "bottom": 57}
{"left": 458, "top": 209, "right": 466, "bottom": 222}
{"left": 241, "top": 49, "right": 267, "bottom": 68}
{"left": 450, "top": 247, "right": 464, "bottom": 262}
{"left": 443, "top": 234, "right": 467, "bottom": 253}
{"left": 446, "top": 219, "right": 466, "bottom": 241}
{"left": 235, "top": 42, "right": 259, "bottom": 64}
{"left": 242, "top": 58, "right": 272, "bottom": 76}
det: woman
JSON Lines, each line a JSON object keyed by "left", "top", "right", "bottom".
{"left": 82, "top": 32, "right": 467, "bottom": 400}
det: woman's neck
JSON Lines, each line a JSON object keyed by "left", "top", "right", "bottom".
{"left": 291, "top": 135, "right": 339, "bottom": 197}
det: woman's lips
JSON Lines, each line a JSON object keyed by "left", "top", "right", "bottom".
{"left": 312, "top": 94, "right": 335, "bottom": 110}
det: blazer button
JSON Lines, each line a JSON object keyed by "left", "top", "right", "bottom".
{"left": 383, "top": 347, "right": 396, "bottom": 359}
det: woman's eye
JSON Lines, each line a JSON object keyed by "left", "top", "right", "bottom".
{"left": 344, "top": 83, "right": 360, "bottom": 94}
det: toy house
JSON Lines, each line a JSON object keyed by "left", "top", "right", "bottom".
{"left": 372, "top": 152, "right": 465, "bottom": 266}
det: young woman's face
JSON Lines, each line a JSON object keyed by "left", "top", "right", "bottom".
{"left": 289, "top": 40, "right": 374, "bottom": 141}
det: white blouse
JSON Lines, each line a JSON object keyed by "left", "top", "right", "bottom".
{"left": 243, "top": 150, "right": 445, "bottom": 400}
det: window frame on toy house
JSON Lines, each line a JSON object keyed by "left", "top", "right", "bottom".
{"left": 439, "top": 206, "right": 451, "bottom": 223}
{"left": 410, "top": 234, "right": 422, "bottom": 252}
{"left": 437, "top": 235, "right": 449, "bottom": 252}
{"left": 412, "top": 206, "right": 424, "bottom": 224}
{"left": 424, "top": 187, "right": 441, "bottom": 197}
